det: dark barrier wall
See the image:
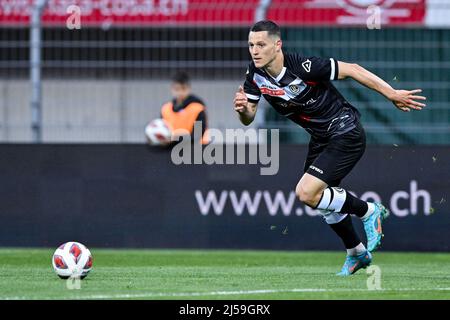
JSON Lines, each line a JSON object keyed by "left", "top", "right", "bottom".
{"left": 0, "top": 144, "right": 449, "bottom": 252}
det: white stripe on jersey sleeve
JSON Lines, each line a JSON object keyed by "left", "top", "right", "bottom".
{"left": 330, "top": 58, "right": 336, "bottom": 80}
{"left": 245, "top": 93, "right": 260, "bottom": 101}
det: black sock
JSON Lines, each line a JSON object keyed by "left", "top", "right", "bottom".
{"left": 341, "top": 191, "right": 368, "bottom": 218}
{"left": 328, "top": 215, "right": 361, "bottom": 249}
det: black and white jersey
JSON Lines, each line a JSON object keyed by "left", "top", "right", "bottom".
{"left": 243, "top": 52, "right": 361, "bottom": 138}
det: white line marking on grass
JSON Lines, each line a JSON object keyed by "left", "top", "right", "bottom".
{"left": 2, "top": 287, "right": 450, "bottom": 300}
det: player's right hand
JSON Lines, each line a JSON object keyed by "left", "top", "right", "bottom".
{"left": 390, "top": 89, "right": 427, "bottom": 112}
{"left": 234, "top": 85, "right": 248, "bottom": 113}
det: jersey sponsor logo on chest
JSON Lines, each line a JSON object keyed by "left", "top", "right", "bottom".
{"left": 260, "top": 86, "right": 285, "bottom": 96}
{"left": 254, "top": 73, "right": 285, "bottom": 96}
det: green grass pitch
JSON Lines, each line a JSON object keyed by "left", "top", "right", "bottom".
{"left": 0, "top": 249, "right": 449, "bottom": 300}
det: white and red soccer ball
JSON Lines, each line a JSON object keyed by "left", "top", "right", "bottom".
{"left": 145, "top": 118, "right": 172, "bottom": 145}
{"left": 52, "top": 242, "right": 93, "bottom": 279}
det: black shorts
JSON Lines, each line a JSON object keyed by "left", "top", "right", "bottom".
{"left": 303, "top": 122, "right": 366, "bottom": 187}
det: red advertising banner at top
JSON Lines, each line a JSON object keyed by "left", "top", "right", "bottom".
{"left": 0, "top": 0, "right": 428, "bottom": 27}
{"left": 0, "top": 0, "right": 257, "bottom": 26}
{"left": 268, "top": 0, "right": 426, "bottom": 26}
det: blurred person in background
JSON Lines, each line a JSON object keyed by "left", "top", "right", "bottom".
{"left": 158, "top": 71, "right": 209, "bottom": 146}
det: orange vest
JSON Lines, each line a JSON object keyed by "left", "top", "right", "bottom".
{"left": 161, "top": 101, "right": 209, "bottom": 144}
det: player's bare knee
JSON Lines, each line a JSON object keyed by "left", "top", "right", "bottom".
{"left": 296, "top": 183, "right": 317, "bottom": 206}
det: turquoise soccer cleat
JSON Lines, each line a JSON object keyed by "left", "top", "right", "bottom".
{"left": 337, "top": 251, "right": 372, "bottom": 276}
{"left": 362, "top": 203, "right": 390, "bottom": 252}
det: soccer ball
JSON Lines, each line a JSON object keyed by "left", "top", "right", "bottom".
{"left": 52, "top": 242, "right": 93, "bottom": 279}
{"left": 145, "top": 118, "right": 172, "bottom": 145}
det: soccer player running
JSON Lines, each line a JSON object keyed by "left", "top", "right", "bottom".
{"left": 234, "top": 21, "right": 426, "bottom": 276}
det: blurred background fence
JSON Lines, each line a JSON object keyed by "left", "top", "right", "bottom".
{"left": 0, "top": 0, "right": 449, "bottom": 144}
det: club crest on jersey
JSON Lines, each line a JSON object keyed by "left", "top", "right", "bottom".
{"left": 302, "top": 59, "right": 311, "bottom": 73}
{"left": 289, "top": 84, "right": 300, "bottom": 94}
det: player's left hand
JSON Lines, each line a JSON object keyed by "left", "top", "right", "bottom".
{"left": 390, "top": 89, "right": 427, "bottom": 112}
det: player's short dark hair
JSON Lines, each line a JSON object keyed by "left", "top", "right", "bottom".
{"left": 172, "top": 71, "right": 190, "bottom": 85}
{"left": 250, "top": 20, "right": 281, "bottom": 38}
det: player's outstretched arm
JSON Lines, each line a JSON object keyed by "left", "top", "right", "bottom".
{"left": 234, "top": 85, "right": 258, "bottom": 125}
{"left": 337, "top": 61, "right": 427, "bottom": 112}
